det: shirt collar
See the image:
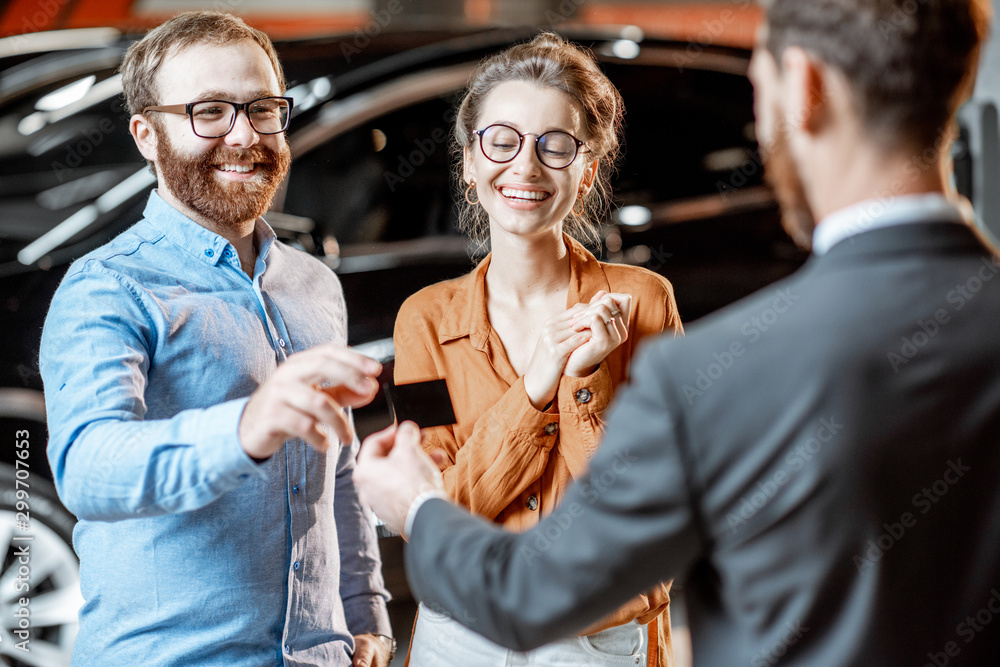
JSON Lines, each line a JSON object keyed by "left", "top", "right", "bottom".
{"left": 812, "top": 193, "right": 965, "bottom": 256}
{"left": 142, "top": 190, "right": 277, "bottom": 267}
{"left": 437, "top": 234, "right": 611, "bottom": 348}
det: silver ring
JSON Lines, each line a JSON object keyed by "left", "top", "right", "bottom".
{"left": 609, "top": 309, "right": 621, "bottom": 318}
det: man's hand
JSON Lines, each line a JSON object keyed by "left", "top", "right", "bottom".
{"left": 354, "top": 422, "right": 444, "bottom": 535}
{"left": 352, "top": 633, "right": 393, "bottom": 667}
{"left": 239, "top": 344, "right": 381, "bottom": 459}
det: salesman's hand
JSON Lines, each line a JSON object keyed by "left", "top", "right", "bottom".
{"left": 354, "top": 422, "right": 444, "bottom": 535}
{"left": 239, "top": 344, "right": 381, "bottom": 459}
{"left": 352, "top": 633, "right": 392, "bottom": 667}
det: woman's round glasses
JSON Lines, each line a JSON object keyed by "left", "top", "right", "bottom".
{"left": 143, "top": 96, "right": 293, "bottom": 138}
{"left": 474, "top": 123, "right": 587, "bottom": 170}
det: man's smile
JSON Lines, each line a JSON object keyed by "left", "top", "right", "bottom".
{"left": 216, "top": 162, "right": 257, "bottom": 175}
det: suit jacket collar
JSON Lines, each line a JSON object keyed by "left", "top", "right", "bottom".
{"left": 818, "top": 220, "right": 993, "bottom": 263}
{"left": 437, "top": 234, "right": 611, "bottom": 351}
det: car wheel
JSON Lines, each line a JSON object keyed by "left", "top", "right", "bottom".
{"left": 0, "top": 462, "right": 82, "bottom": 667}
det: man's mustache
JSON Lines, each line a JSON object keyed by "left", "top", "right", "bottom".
{"left": 198, "top": 146, "right": 284, "bottom": 170}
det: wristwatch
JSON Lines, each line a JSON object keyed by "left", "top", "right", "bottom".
{"left": 373, "top": 633, "right": 397, "bottom": 662}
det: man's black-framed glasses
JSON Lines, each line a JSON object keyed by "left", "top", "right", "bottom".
{"left": 143, "top": 96, "right": 294, "bottom": 138}
{"left": 473, "top": 123, "right": 587, "bottom": 170}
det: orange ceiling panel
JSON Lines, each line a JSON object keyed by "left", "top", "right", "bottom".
{"left": 580, "top": 3, "right": 763, "bottom": 49}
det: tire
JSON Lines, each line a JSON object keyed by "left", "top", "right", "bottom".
{"left": 0, "top": 461, "right": 81, "bottom": 667}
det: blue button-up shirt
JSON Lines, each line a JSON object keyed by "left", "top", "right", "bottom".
{"left": 40, "top": 192, "right": 391, "bottom": 666}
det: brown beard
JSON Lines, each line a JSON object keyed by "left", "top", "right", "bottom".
{"left": 155, "top": 132, "right": 291, "bottom": 231}
{"left": 761, "top": 113, "right": 816, "bottom": 251}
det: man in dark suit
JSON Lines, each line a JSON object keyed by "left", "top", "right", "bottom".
{"left": 355, "top": 0, "right": 1000, "bottom": 664}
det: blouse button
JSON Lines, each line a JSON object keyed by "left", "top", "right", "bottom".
{"left": 544, "top": 422, "right": 558, "bottom": 436}
{"left": 575, "top": 388, "right": 592, "bottom": 404}
{"left": 204, "top": 248, "right": 214, "bottom": 257}
{"left": 526, "top": 495, "right": 538, "bottom": 511}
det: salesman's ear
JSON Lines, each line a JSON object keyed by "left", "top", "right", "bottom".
{"left": 780, "top": 46, "right": 829, "bottom": 136}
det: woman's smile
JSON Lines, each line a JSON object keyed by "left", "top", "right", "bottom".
{"left": 498, "top": 184, "right": 553, "bottom": 207}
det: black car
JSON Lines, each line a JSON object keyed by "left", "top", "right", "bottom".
{"left": 0, "top": 24, "right": 804, "bottom": 665}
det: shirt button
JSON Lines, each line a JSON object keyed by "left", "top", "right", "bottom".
{"left": 292, "top": 485, "right": 299, "bottom": 494}
{"left": 240, "top": 474, "right": 249, "bottom": 480}
{"left": 544, "top": 422, "right": 558, "bottom": 436}
{"left": 204, "top": 248, "right": 214, "bottom": 257}
{"left": 575, "top": 388, "right": 592, "bottom": 404}
{"left": 284, "top": 644, "right": 291, "bottom": 654}
{"left": 526, "top": 494, "right": 538, "bottom": 511}
{"left": 292, "top": 561, "right": 300, "bottom": 571}
{"left": 278, "top": 338, "right": 286, "bottom": 348}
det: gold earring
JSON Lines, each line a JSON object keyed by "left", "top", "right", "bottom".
{"left": 573, "top": 193, "right": 586, "bottom": 217}
{"left": 465, "top": 180, "right": 480, "bottom": 206}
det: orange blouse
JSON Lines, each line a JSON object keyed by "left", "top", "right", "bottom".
{"left": 394, "top": 235, "right": 682, "bottom": 659}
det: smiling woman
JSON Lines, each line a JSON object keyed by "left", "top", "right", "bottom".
{"left": 392, "top": 32, "right": 683, "bottom": 667}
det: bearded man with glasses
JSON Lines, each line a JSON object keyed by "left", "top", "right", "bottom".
{"left": 39, "top": 12, "right": 394, "bottom": 667}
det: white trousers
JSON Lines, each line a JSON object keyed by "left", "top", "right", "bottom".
{"left": 408, "top": 603, "right": 646, "bottom": 666}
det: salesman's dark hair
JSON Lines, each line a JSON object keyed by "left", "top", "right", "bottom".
{"left": 765, "top": 0, "right": 991, "bottom": 150}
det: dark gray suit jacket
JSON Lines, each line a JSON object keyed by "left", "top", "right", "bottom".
{"left": 406, "top": 222, "right": 1000, "bottom": 665}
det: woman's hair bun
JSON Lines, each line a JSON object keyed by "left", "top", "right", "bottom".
{"left": 528, "top": 32, "right": 566, "bottom": 49}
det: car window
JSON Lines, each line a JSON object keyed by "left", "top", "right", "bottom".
{"left": 605, "top": 60, "right": 760, "bottom": 207}
{"left": 284, "top": 91, "right": 465, "bottom": 248}
{"left": 0, "top": 55, "right": 143, "bottom": 269}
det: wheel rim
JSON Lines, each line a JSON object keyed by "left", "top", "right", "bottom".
{"left": 0, "top": 511, "right": 82, "bottom": 667}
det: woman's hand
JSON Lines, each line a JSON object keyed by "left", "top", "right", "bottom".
{"left": 564, "top": 291, "right": 632, "bottom": 377}
{"left": 522, "top": 305, "right": 593, "bottom": 410}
